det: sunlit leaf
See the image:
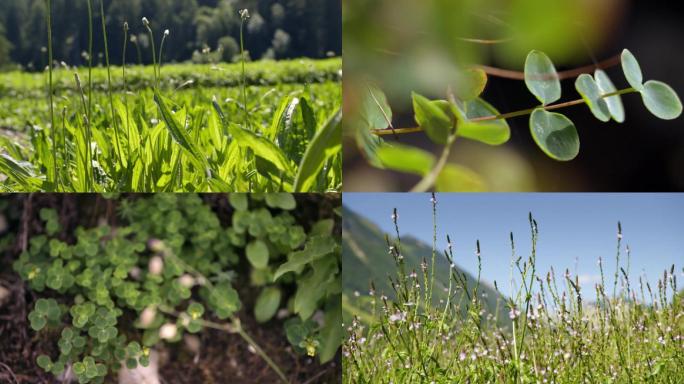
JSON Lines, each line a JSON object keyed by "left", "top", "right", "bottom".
{"left": 621, "top": 49, "right": 644, "bottom": 91}
{"left": 575, "top": 74, "right": 610, "bottom": 122}
{"left": 594, "top": 70, "right": 625, "bottom": 123}
{"left": 524, "top": 50, "right": 561, "bottom": 105}
{"left": 454, "top": 67, "right": 488, "bottom": 101}
{"left": 529, "top": 108, "right": 579, "bottom": 161}
{"left": 640, "top": 80, "right": 683, "bottom": 120}
{"left": 294, "top": 109, "right": 341, "bottom": 192}
{"left": 360, "top": 84, "right": 392, "bottom": 130}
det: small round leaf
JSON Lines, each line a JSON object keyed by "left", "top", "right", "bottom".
{"left": 524, "top": 50, "right": 561, "bottom": 105}
{"left": 621, "top": 49, "right": 644, "bottom": 91}
{"left": 246, "top": 240, "right": 269, "bottom": 269}
{"left": 640, "top": 80, "right": 683, "bottom": 120}
{"left": 594, "top": 70, "right": 625, "bottom": 123}
{"left": 36, "top": 355, "right": 52, "bottom": 370}
{"left": 529, "top": 109, "right": 580, "bottom": 161}
{"left": 575, "top": 74, "right": 610, "bottom": 122}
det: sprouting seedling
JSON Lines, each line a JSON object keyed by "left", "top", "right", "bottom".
{"left": 360, "top": 48, "right": 682, "bottom": 191}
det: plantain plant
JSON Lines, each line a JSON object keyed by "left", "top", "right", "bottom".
{"left": 354, "top": 49, "right": 682, "bottom": 192}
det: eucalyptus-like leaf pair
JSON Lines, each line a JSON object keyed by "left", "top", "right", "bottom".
{"left": 527, "top": 49, "right": 681, "bottom": 160}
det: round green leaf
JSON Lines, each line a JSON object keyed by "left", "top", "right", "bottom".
{"left": 265, "top": 193, "right": 296, "bottom": 210}
{"left": 640, "top": 80, "right": 683, "bottom": 120}
{"left": 524, "top": 50, "right": 561, "bottom": 105}
{"left": 435, "top": 164, "right": 487, "bottom": 192}
{"left": 254, "top": 287, "right": 282, "bottom": 323}
{"left": 621, "top": 49, "right": 644, "bottom": 91}
{"left": 412, "top": 92, "right": 453, "bottom": 145}
{"left": 377, "top": 144, "right": 434, "bottom": 176}
{"left": 453, "top": 67, "right": 488, "bottom": 101}
{"left": 529, "top": 109, "right": 580, "bottom": 161}
{"left": 246, "top": 240, "right": 269, "bottom": 269}
{"left": 594, "top": 70, "right": 625, "bottom": 123}
{"left": 35, "top": 298, "right": 49, "bottom": 314}
{"left": 29, "top": 311, "right": 46, "bottom": 331}
{"left": 36, "top": 355, "right": 52, "bottom": 370}
{"left": 72, "top": 362, "right": 85, "bottom": 375}
{"left": 455, "top": 98, "right": 511, "bottom": 145}
{"left": 575, "top": 74, "right": 610, "bottom": 122}
{"left": 228, "top": 194, "right": 248, "bottom": 211}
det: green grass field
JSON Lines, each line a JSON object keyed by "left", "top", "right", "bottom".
{"left": 0, "top": 58, "right": 341, "bottom": 192}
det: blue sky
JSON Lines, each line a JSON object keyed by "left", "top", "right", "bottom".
{"left": 344, "top": 193, "right": 684, "bottom": 300}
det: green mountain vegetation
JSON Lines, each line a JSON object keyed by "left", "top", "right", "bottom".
{"left": 0, "top": 0, "right": 341, "bottom": 69}
{"left": 342, "top": 205, "right": 509, "bottom": 326}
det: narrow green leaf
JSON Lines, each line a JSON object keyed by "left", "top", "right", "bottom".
{"left": 228, "top": 124, "right": 295, "bottom": 177}
{"left": 524, "top": 50, "right": 561, "bottom": 105}
{"left": 640, "top": 80, "right": 683, "bottom": 120}
{"left": 594, "top": 70, "right": 625, "bottom": 123}
{"left": 412, "top": 92, "right": 452, "bottom": 145}
{"left": 254, "top": 287, "right": 281, "bottom": 323}
{"left": 529, "top": 108, "right": 580, "bottom": 161}
{"left": 318, "top": 296, "right": 342, "bottom": 363}
{"left": 294, "top": 109, "right": 342, "bottom": 192}
{"left": 153, "top": 91, "right": 209, "bottom": 171}
{"left": 575, "top": 74, "right": 610, "bottom": 122}
{"left": 0, "top": 154, "right": 43, "bottom": 190}
{"left": 621, "top": 49, "right": 644, "bottom": 91}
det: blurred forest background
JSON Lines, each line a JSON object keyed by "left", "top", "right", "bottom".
{"left": 343, "top": 0, "right": 684, "bottom": 192}
{"left": 0, "top": 0, "right": 341, "bottom": 70}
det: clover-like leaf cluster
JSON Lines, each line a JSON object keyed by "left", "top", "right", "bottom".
{"left": 11, "top": 194, "right": 340, "bottom": 382}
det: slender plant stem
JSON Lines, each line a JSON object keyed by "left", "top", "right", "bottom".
{"left": 86, "top": 0, "right": 94, "bottom": 189}
{"left": 373, "top": 88, "right": 637, "bottom": 136}
{"left": 122, "top": 22, "right": 131, "bottom": 163}
{"left": 145, "top": 22, "right": 158, "bottom": 89}
{"left": 158, "top": 31, "right": 168, "bottom": 79}
{"left": 239, "top": 16, "right": 250, "bottom": 129}
{"left": 45, "top": 0, "right": 57, "bottom": 188}
{"left": 100, "top": 0, "right": 124, "bottom": 170}
{"left": 409, "top": 134, "right": 456, "bottom": 192}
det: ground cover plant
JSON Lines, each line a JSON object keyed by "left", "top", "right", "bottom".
{"left": 0, "top": 2, "right": 342, "bottom": 192}
{"left": 0, "top": 193, "right": 341, "bottom": 383}
{"left": 343, "top": 194, "right": 684, "bottom": 383}
{"left": 353, "top": 49, "right": 682, "bottom": 192}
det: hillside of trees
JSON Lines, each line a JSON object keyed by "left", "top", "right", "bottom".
{"left": 0, "top": 0, "right": 341, "bottom": 70}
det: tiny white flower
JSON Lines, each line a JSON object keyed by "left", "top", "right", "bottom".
{"left": 148, "top": 256, "right": 163, "bottom": 275}
{"left": 159, "top": 323, "right": 178, "bottom": 339}
{"left": 164, "top": 29, "right": 170, "bottom": 37}
{"left": 139, "top": 306, "right": 156, "bottom": 327}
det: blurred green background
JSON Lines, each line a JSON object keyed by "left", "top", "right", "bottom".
{"left": 343, "top": 0, "right": 684, "bottom": 191}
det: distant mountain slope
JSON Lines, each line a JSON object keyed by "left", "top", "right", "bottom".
{"left": 342, "top": 205, "right": 510, "bottom": 326}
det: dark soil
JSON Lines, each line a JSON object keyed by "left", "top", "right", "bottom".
{"left": 0, "top": 194, "right": 341, "bottom": 384}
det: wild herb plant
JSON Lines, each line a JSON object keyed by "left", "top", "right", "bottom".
{"left": 11, "top": 194, "right": 341, "bottom": 383}
{"left": 0, "top": 5, "right": 341, "bottom": 192}
{"left": 354, "top": 50, "right": 683, "bottom": 192}
{"left": 343, "top": 194, "right": 683, "bottom": 383}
